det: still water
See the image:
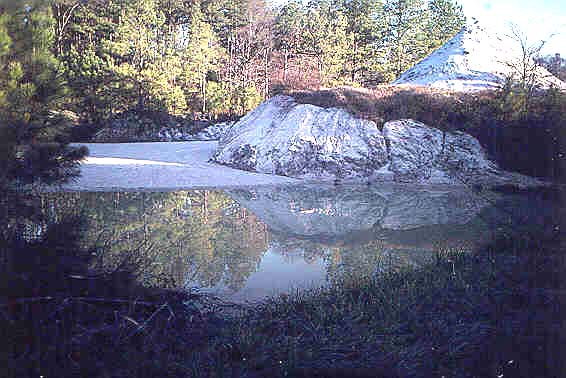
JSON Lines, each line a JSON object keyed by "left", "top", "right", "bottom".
{"left": 6, "top": 184, "right": 562, "bottom": 302}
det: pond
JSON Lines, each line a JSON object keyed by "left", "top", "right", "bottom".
{"left": 3, "top": 184, "right": 563, "bottom": 303}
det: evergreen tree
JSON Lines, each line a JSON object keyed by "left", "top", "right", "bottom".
{"left": 273, "top": 0, "right": 306, "bottom": 82}
{"left": 183, "top": 1, "right": 223, "bottom": 114}
{"left": 383, "top": 0, "right": 428, "bottom": 77}
{"left": 339, "top": 0, "right": 385, "bottom": 85}
{"left": 201, "top": 0, "right": 248, "bottom": 46}
{"left": 303, "top": 0, "right": 351, "bottom": 85}
{"left": 0, "top": 13, "right": 15, "bottom": 183}
{"left": 64, "top": 46, "right": 115, "bottom": 123}
{"left": 0, "top": 2, "right": 86, "bottom": 185}
{"left": 425, "top": 0, "right": 465, "bottom": 51}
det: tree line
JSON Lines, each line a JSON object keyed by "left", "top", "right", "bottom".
{"left": 537, "top": 53, "right": 566, "bottom": 82}
{"left": 0, "top": 0, "right": 467, "bottom": 184}
{"left": 1, "top": 0, "right": 467, "bottom": 125}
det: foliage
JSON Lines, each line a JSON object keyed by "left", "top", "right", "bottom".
{"left": 425, "top": 0, "right": 466, "bottom": 51}
{"left": 0, "top": 0, "right": 469, "bottom": 148}
{"left": 0, "top": 2, "right": 86, "bottom": 185}
{"left": 271, "top": 0, "right": 464, "bottom": 89}
{"left": 382, "top": 0, "right": 429, "bottom": 77}
{"left": 183, "top": 1, "right": 223, "bottom": 114}
{"left": 536, "top": 53, "right": 566, "bottom": 82}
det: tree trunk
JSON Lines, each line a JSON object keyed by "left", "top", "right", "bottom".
{"left": 283, "top": 49, "right": 289, "bottom": 82}
{"left": 201, "top": 74, "right": 206, "bottom": 114}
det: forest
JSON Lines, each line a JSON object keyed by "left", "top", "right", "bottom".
{"left": 0, "top": 0, "right": 468, "bottom": 123}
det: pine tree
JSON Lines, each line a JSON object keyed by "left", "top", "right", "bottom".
{"left": 339, "top": 0, "right": 385, "bottom": 85}
{"left": 183, "top": 1, "right": 223, "bottom": 114}
{"left": 273, "top": 0, "right": 306, "bottom": 82}
{"left": 201, "top": 0, "right": 248, "bottom": 46}
{"left": 0, "top": 2, "right": 86, "bottom": 185}
{"left": 425, "top": 0, "right": 465, "bottom": 51}
{"left": 303, "top": 0, "right": 351, "bottom": 85}
{"left": 0, "top": 13, "right": 15, "bottom": 183}
{"left": 383, "top": 0, "right": 428, "bottom": 77}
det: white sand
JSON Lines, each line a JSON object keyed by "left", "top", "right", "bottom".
{"left": 62, "top": 141, "right": 297, "bottom": 191}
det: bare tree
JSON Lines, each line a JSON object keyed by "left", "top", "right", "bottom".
{"left": 505, "top": 23, "right": 549, "bottom": 89}
{"left": 52, "top": 0, "right": 85, "bottom": 56}
{"left": 502, "top": 22, "right": 557, "bottom": 115}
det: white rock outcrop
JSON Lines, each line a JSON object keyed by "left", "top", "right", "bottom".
{"left": 157, "top": 121, "right": 235, "bottom": 141}
{"left": 382, "top": 119, "right": 499, "bottom": 184}
{"left": 212, "top": 95, "right": 388, "bottom": 180}
{"left": 213, "top": 96, "right": 540, "bottom": 187}
{"left": 393, "top": 21, "right": 566, "bottom": 91}
{"left": 192, "top": 121, "right": 234, "bottom": 141}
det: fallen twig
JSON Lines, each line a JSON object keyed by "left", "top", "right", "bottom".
{"left": 0, "top": 296, "right": 163, "bottom": 307}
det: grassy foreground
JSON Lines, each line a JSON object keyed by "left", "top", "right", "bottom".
{"left": 3, "top": 217, "right": 565, "bottom": 378}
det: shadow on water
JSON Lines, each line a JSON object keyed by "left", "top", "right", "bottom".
{"left": 0, "top": 190, "right": 220, "bottom": 378}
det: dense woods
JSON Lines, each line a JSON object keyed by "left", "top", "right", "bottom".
{"left": 1, "top": 0, "right": 466, "bottom": 123}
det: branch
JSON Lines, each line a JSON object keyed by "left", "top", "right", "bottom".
{"left": 1, "top": 296, "right": 164, "bottom": 307}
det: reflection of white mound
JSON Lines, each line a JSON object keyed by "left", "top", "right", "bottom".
{"left": 228, "top": 185, "right": 387, "bottom": 237}
{"left": 227, "top": 184, "right": 493, "bottom": 238}
{"left": 394, "top": 22, "right": 566, "bottom": 91}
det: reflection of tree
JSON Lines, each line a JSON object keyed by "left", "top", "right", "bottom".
{"left": 31, "top": 185, "right": 502, "bottom": 296}
{"left": 269, "top": 237, "right": 328, "bottom": 264}
{"left": 269, "top": 233, "right": 459, "bottom": 286}
{"left": 271, "top": 238, "right": 395, "bottom": 284}
{"left": 40, "top": 191, "right": 269, "bottom": 291}
{"left": 0, "top": 190, "right": 210, "bottom": 378}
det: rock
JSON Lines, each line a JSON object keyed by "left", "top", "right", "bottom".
{"left": 382, "top": 119, "right": 498, "bottom": 184}
{"left": 212, "top": 95, "right": 388, "bottom": 180}
{"left": 193, "top": 121, "right": 234, "bottom": 141}
{"left": 393, "top": 22, "right": 566, "bottom": 91}
{"left": 157, "top": 128, "right": 173, "bottom": 141}
{"left": 213, "top": 96, "right": 542, "bottom": 187}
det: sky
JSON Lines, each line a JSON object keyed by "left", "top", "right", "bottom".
{"left": 269, "top": 0, "right": 566, "bottom": 56}
{"left": 457, "top": 0, "right": 566, "bottom": 56}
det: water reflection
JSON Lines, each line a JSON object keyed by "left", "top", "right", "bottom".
{"left": 5, "top": 184, "right": 558, "bottom": 302}
{"left": 37, "top": 191, "right": 269, "bottom": 292}
{"left": 0, "top": 191, "right": 142, "bottom": 306}
{"left": 228, "top": 185, "right": 493, "bottom": 237}
{"left": 4, "top": 184, "right": 509, "bottom": 302}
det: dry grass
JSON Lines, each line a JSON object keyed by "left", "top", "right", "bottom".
{"left": 286, "top": 85, "right": 496, "bottom": 129}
